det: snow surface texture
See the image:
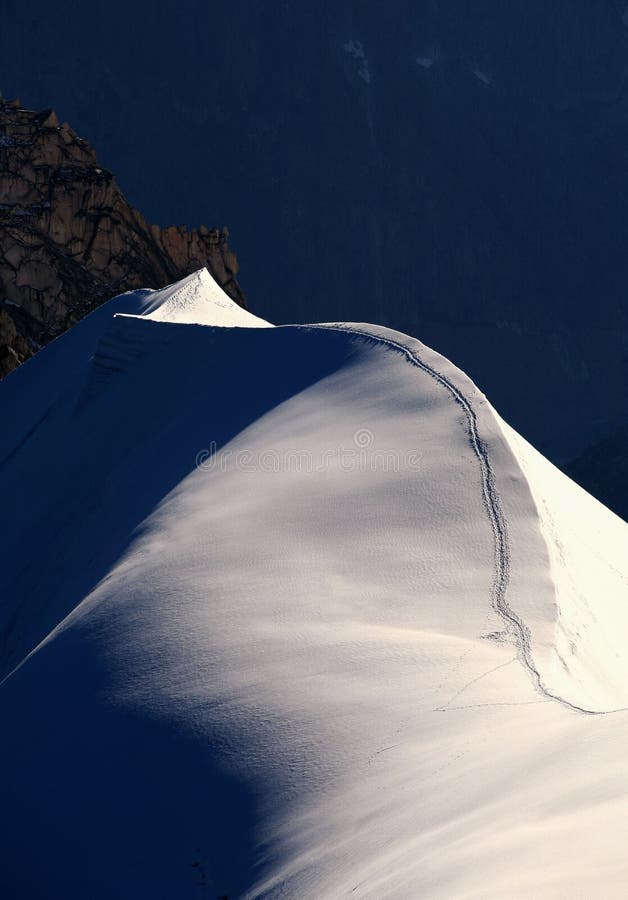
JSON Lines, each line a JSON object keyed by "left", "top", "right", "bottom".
{"left": 1, "top": 269, "right": 628, "bottom": 899}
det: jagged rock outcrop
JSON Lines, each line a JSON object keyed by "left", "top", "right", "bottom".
{"left": 0, "top": 98, "right": 246, "bottom": 377}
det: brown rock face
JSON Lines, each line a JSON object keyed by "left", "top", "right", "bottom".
{"left": 0, "top": 99, "right": 246, "bottom": 378}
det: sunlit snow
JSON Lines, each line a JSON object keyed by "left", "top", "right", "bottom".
{"left": 1, "top": 269, "right": 628, "bottom": 898}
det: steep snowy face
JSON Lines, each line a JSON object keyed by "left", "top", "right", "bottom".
{"left": 0, "top": 268, "right": 270, "bottom": 467}
{"left": 138, "top": 267, "right": 271, "bottom": 327}
{"left": 498, "top": 422, "right": 628, "bottom": 713}
{"left": 1, "top": 272, "right": 628, "bottom": 899}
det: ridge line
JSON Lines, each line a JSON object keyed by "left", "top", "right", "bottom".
{"left": 315, "top": 323, "right": 611, "bottom": 716}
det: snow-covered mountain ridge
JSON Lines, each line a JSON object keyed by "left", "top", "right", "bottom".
{"left": 1, "top": 269, "right": 628, "bottom": 899}
{"left": 0, "top": 101, "right": 247, "bottom": 378}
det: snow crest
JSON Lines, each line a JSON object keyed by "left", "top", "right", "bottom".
{"left": 2, "top": 293, "right": 628, "bottom": 899}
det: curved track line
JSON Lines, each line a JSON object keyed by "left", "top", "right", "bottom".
{"left": 316, "top": 323, "right": 601, "bottom": 716}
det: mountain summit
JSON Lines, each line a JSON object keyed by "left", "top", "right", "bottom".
{"left": 4, "top": 2, "right": 628, "bottom": 465}
{"left": 0, "top": 99, "right": 246, "bottom": 377}
{"left": 1, "top": 269, "right": 627, "bottom": 898}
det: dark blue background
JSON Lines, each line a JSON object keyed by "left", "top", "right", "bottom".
{"left": 3, "top": 1, "right": 628, "bottom": 461}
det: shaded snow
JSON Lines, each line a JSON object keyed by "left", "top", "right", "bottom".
{"left": 1, "top": 270, "right": 628, "bottom": 898}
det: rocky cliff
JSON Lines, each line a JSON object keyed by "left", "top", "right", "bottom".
{"left": 0, "top": 98, "right": 246, "bottom": 377}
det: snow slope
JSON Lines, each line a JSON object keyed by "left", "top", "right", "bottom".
{"left": 1, "top": 269, "right": 628, "bottom": 899}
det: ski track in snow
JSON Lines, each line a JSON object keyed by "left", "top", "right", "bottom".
{"left": 2, "top": 310, "right": 620, "bottom": 717}
{"left": 317, "top": 324, "right": 610, "bottom": 717}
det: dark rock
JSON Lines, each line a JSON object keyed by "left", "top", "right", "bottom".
{"left": 0, "top": 100, "right": 247, "bottom": 378}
